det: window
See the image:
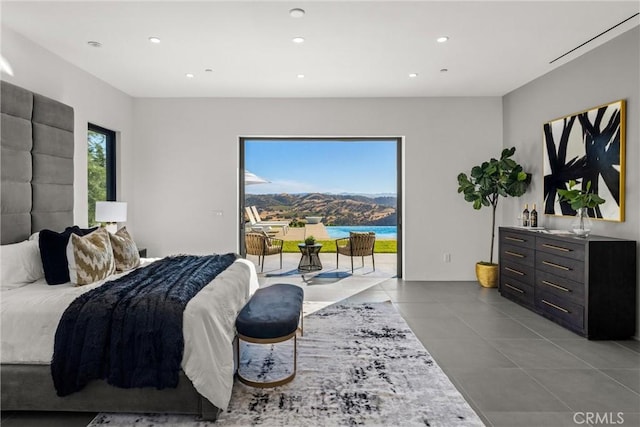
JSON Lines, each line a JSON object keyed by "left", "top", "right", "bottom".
{"left": 87, "top": 124, "right": 116, "bottom": 226}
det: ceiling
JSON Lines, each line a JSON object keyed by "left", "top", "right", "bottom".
{"left": 2, "top": 1, "right": 638, "bottom": 98}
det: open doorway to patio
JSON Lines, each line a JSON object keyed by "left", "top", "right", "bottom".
{"left": 239, "top": 137, "right": 402, "bottom": 278}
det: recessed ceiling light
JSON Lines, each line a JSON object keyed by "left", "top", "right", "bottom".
{"left": 87, "top": 41, "right": 102, "bottom": 48}
{"left": 289, "top": 8, "right": 305, "bottom": 18}
{"left": 186, "top": 73, "right": 195, "bottom": 78}
{"left": 437, "top": 36, "right": 449, "bottom": 43}
{"left": 205, "top": 68, "right": 213, "bottom": 73}
{"left": 148, "top": 37, "right": 161, "bottom": 44}
{"left": 409, "top": 73, "right": 418, "bottom": 78}
{"left": 440, "top": 68, "right": 449, "bottom": 72}
{"left": 292, "top": 37, "right": 305, "bottom": 44}
{"left": 297, "top": 74, "right": 305, "bottom": 79}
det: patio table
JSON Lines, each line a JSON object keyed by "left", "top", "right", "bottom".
{"left": 297, "top": 243, "right": 322, "bottom": 272}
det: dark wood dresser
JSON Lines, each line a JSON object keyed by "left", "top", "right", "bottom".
{"left": 498, "top": 227, "right": 637, "bottom": 339}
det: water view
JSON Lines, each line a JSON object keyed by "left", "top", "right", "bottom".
{"left": 325, "top": 226, "right": 397, "bottom": 240}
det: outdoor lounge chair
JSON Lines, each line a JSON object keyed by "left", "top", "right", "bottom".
{"left": 336, "top": 231, "right": 376, "bottom": 273}
{"left": 245, "top": 231, "right": 283, "bottom": 272}
{"left": 250, "top": 206, "right": 290, "bottom": 233}
{"left": 245, "top": 207, "right": 290, "bottom": 235}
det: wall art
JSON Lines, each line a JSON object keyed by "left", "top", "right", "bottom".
{"left": 543, "top": 100, "right": 625, "bottom": 221}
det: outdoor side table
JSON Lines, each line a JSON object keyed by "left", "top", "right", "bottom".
{"left": 297, "top": 243, "right": 323, "bottom": 272}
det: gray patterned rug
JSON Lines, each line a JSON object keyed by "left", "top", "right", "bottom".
{"left": 88, "top": 302, "right": 484, "bottom": 426}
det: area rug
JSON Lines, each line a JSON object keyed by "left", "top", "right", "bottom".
{"left": 88, "top": 302, "right": 484, "bottom": 426}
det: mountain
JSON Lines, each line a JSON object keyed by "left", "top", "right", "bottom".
{"left": 373, "top": 196, "right": 397, "bottom": 207}
{"left": 245, "top": 193, "right": 397, "bottom": 226}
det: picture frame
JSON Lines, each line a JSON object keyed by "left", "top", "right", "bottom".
{"left": 543, "top": 99, "right": 625, "bottom": 222}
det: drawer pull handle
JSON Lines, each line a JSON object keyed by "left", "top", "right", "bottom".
{"left": 504, "top": 283, "right": 524, "bottom": 294}
{"left": 505, "top": 236, "right": 525, "bottom": 242}
{"left": 542, "top": 243, "right": 571, "bottom": 252}
{"left": 505, "top": 267, "right": 524, "bottom": 276}
{"left": 542, "top": 261, "right": 570, "bottom": 271}
{"left": 541, "top": 299, "right": 570, "bottom": 314}
{"left": 505, "top": 250, "right": 524, "bottom": 258}
{"left": 541, "top": 280, "right": 570, "bottom": 293}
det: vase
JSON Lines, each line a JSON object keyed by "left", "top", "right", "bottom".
{"left": 475, "top": 262, "right": 498, "bottom": 288}
{"left": 571, "top": 207, "right": 592, "bottom": 237}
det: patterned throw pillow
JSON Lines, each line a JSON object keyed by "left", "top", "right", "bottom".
{"left": 109, "top": 226, "right": 140, "bottom": 272}
{"left": 66, "top": 227, "right": 115, "bottom": 286}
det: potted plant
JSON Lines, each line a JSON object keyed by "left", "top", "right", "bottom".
{"left": 304, "top": 235, "right": 316, "bottom": 246}
{"left": 457, "top": 147, "right": 531, "bottom": 287}
{"left": 557, "top": 179, "right": 605, "bottom": 237}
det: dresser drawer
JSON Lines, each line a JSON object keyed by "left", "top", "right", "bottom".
{"left": 536, "top": 237, "right": 585, "bottom": 261}
{"left": 500, "top": 230, "right": 535, "bottom": 249}
{"left": 536, "top": 252, "right": 584, "bottom": 283}
{"left": 535, "top": 291, "right": 584, "bottom": 331}
{"left": 500, "top": 276, "right": 534, "bottom": 307}
{"left": 536, "top": 269, "right": 585, "bottom": 304}
{"left": 501, "top": 260, "right": 534, "bottom": 285}
{"left": 500, "top": 243, "right": 534, "bottom": 267}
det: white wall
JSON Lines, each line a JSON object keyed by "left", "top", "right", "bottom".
{"left": 2, "top": 26, "right": 504, "bottom": 281}
{"left": 1, "top": 28, "right": 134, "bottom": 228}
{"left": 131, "top": 97, "right": 503, "bottom": 280}
{"left": 3, "top": 11, "right": 635, "bottom": 325}
{"left": 503, "top": 26, "right": 639, "bottom": 334}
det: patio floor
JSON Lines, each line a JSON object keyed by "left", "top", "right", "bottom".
{"left": 246, "top": 251, "right": 398, "bottom": 315}
{"left": 255, "top": 223, "right": 328, "bottom": 241}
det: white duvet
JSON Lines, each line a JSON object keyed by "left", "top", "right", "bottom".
{"left": 0, "top": 257, "right": 259, "bottom": 411}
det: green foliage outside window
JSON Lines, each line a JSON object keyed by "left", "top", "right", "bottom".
{"left": 88, "top": 130, "right": 107, "bottom": 226}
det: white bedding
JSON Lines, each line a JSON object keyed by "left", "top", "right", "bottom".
{"left": 0, "top": 257, "right": 259, "bottom": 411}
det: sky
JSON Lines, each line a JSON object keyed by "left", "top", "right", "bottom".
{"left": 245, "top": 139, "right": 397, "bottom": 195}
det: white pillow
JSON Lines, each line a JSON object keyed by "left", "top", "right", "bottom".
{"left": 1, "top": 240, "right": 45, "bottom": 289}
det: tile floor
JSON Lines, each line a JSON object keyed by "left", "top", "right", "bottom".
{"left": 2, "top": 253, "right": 639, "bottom": 427}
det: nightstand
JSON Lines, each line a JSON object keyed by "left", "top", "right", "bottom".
{"left": 138, "top": 248, "right": 147, "bottom": 257}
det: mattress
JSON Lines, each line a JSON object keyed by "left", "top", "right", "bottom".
{"left": 0, "top": 257, "right": 259, "bottom": 410}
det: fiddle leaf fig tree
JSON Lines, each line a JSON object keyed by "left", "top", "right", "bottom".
{"left": 457, "top": 147, "right": 531, "bottom": 264}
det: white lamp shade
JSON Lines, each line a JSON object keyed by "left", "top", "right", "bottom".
{"left": 95, "top": 201, "right": 127, "bottom": 222}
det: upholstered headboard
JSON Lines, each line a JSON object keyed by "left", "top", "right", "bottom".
{"left": 1, "top": 81, "right": 74, "bottom": 245}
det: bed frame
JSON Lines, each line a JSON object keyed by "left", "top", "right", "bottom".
{"left": 0, "top": 81, "right": 221, "bottom": 420}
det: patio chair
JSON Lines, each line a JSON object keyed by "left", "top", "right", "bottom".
{"left": 245, "top": 207, "right": 290, "bottom": 235}
{"left": 336, "top": 232, "right": 376, "bottom": 273}
{"left": 251, "top": 206, "right": 290, "bottom": 234}
{"left": 245, "top": 231, "right": 283, "bottom": 273}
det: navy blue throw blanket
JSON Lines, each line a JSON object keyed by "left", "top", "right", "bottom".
{"left": 51, "top": 253, "right": 237, "bottom": 397}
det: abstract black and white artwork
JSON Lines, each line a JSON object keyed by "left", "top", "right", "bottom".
{"left": 543, "top": 100, "right": 626, "bottom": 222}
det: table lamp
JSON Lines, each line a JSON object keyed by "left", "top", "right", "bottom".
{"left": 95, "top": 201, "right": 127, "bottom": 233}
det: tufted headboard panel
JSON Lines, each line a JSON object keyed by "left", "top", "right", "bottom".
{"left": 1, "top": 81, "right": 74, "bottom": 244}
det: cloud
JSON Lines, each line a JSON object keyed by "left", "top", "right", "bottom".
{"left": 247, "top": 179, "right": 349, "bottom": 195}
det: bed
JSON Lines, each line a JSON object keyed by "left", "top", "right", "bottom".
{"left": 0, "top": 81, "right": 257, "bottom": 420}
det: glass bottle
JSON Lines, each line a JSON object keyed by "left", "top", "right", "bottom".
{"left": 530, "top": 203, "right": 538, "bottom": 228}
{"left": 522, "top": 204, "right": 529, "bottom": 227}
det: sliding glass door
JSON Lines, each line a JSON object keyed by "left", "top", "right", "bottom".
{"left": 239, "top": 137, "right": 402, "bottom": 278}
